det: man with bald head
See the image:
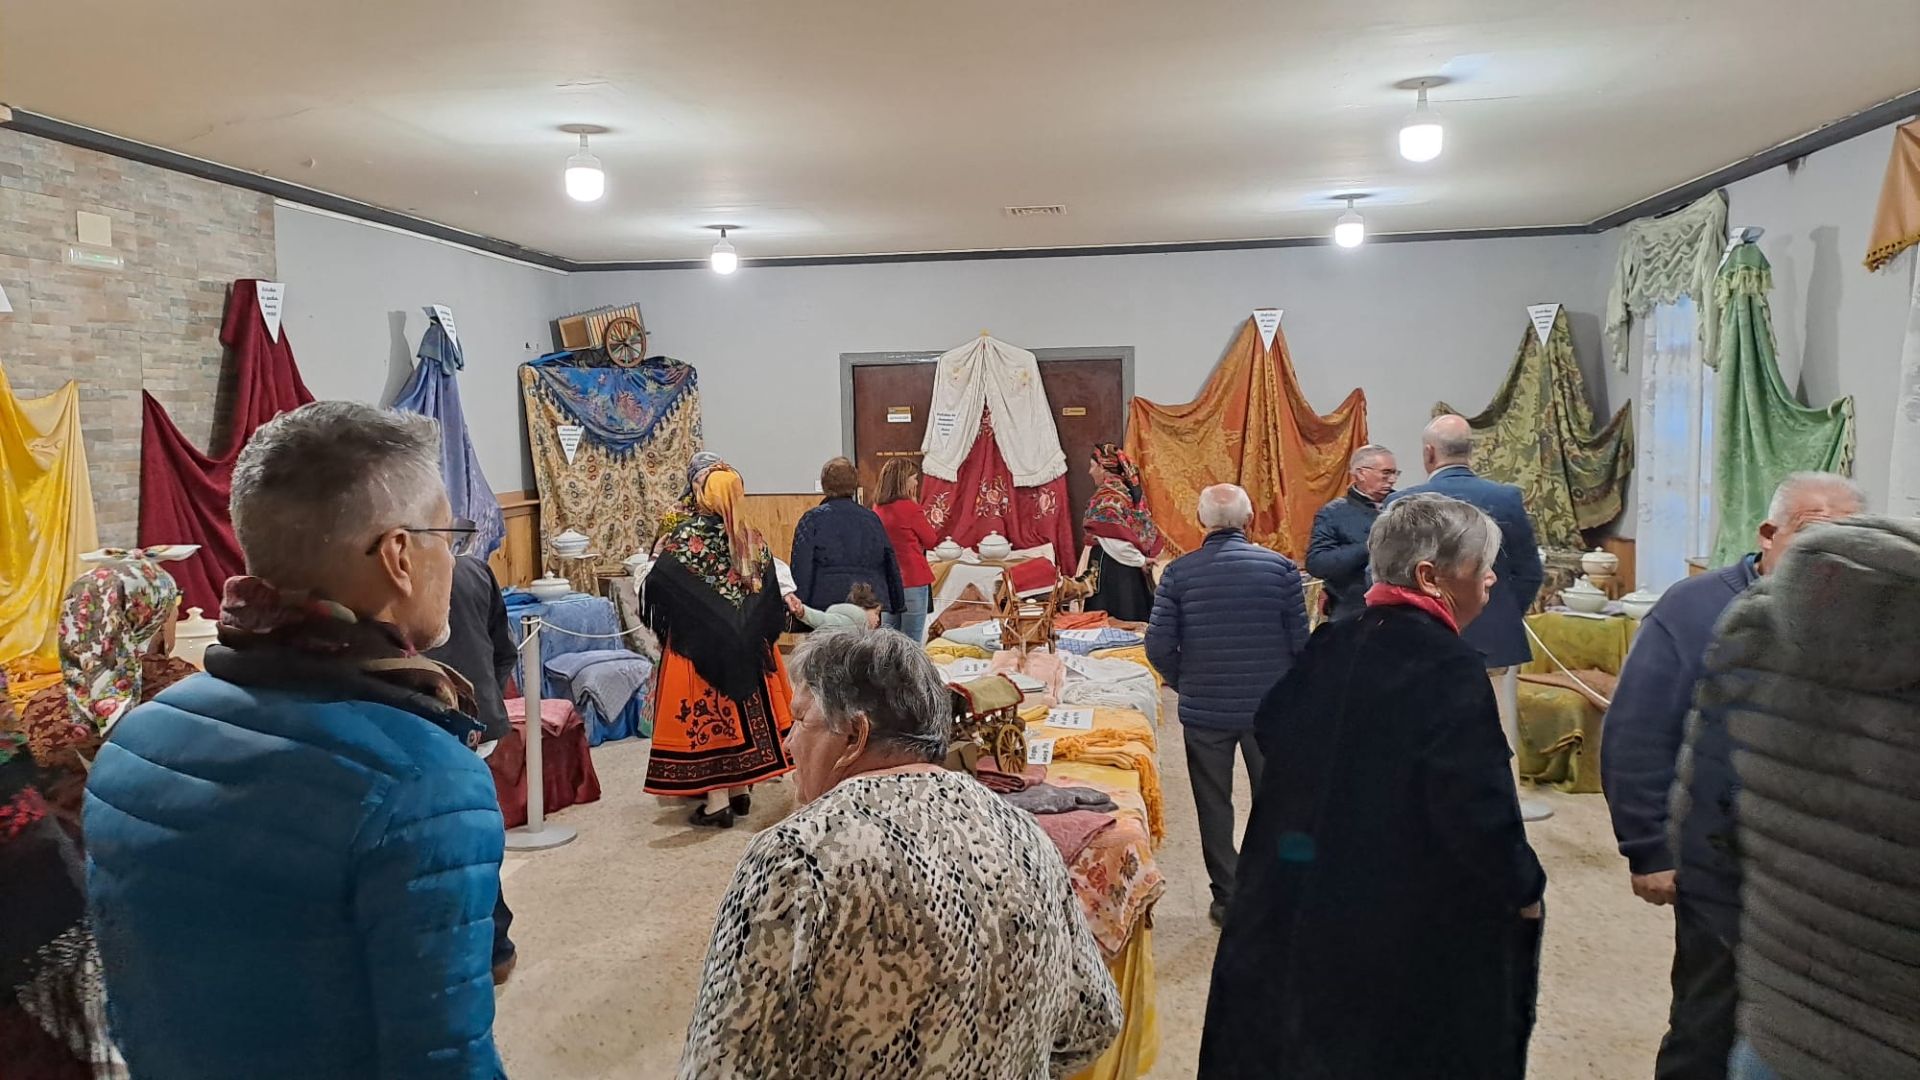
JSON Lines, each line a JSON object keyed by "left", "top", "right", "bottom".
{"left": 1387, "top": 414, "right": 1546, "bottom": 815}
{"left": 1147, "top": 483, "right": 1311, "bottom": 926}
{"left": 1603, "top": 471, "right": 1865, "bottom": 1080}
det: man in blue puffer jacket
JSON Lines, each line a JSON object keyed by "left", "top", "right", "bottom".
{"left": 1147, "top": 483, "right": 1311, "bottom": 926}
{"left": 86, "top": 402, "right": 507, "bottom": 1079}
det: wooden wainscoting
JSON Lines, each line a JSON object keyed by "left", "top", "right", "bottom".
{"left": 739, "top": 493, "right": 823, "bottom": 564}
{"left": 489, "top": 491, "right": 542, "bottom": 588}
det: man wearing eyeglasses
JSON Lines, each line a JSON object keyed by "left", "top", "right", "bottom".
{"left": 85, "top": 402, "right": 509, "bottom": 1079}
{"left": 1307, "top": 444, "right": 1400, "bottom": 621}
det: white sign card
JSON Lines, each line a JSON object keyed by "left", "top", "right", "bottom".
{"left": 1057, "top": 628, "right": 1104, "bottom": 642}
{"left": 1026, "top": 738, "right": 1055, "bottom": 766}
{"left": 0, "top": 284, "right": 11, "bottom": 314}
{"left": 255, "top": 281, "right": 286, "bottom": 343}
{"left": 1527, "top": 303, "right": 1560, "bottom": 346}
{"left": 1045, "top": 707, "right": 1095, "bottom": 730}
{"left": 949, "top": 658, "right": 991, "bottom": 678}
{"left": 556, "top": 423, "right": 585, "bottom": 465}
{"left": 886, "top": 406, "right": 913, "bottom": 424}
{"left": 1253, "top": 308, "right": 1283, "bottom": 351}
{"left": 428, "top": 304, "right": 460, "bottom": 351}
{"left": 932, "top": 410, "right": 959, "bottom": 442}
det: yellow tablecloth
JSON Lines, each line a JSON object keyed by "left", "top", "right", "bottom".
{"left": 1028, "top": 707, "right": 1164, "bottom": 843}
{"left": 1518, "top": 611, "right": 1640, "bottom": 793}
{"left": 1069, "top": 924, "right": 1158, "bottom": 1080}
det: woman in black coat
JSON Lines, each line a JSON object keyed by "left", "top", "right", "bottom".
{"left": 790, "top": 457, "right": 905, "bottom": 616}
{"left": 1200, "top": 492, "right": 1547, "bottom": 1080}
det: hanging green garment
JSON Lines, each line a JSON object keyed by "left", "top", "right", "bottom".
{"left": 1709, "top": 243, "right": 1855, "bottom": 565}
{"left": 1435, "top": 307, "right": 1634, "bottom": 552}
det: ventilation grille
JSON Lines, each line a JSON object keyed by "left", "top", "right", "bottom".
{"left": 1004, "top": 204, "right": 1066, "bottom": 217}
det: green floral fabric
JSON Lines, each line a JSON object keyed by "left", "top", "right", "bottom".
{"left": 1708, "top": 243, "right": 1856, "bottom": 565}
{"left": 1435, "top": 307, "right": 1634, "bottom": 552}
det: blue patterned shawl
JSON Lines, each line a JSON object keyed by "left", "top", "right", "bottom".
{"left": 524, "top": 351, "right": 701, "bottom": 457}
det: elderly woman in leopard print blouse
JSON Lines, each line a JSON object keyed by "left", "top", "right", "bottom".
{"left": 679, "top": 627, "right": 1123, "bottom": 1079}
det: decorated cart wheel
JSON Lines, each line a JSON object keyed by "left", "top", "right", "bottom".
{"left": 602, "top": 315, "right": 646, "bottom": 367}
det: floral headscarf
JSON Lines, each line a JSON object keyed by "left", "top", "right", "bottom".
{"left": 1084, "top": 443, "right": 1164, "bottom": 558}
{"left": 59, "top": 553, "right": 181, "bottom": 735}
{"left": 1092, "top": 442, "right": 1143, "bottom": 503}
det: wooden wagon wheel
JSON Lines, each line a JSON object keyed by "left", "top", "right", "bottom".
{"left": 602, "top": 315, "right": 646, "bottom": 367}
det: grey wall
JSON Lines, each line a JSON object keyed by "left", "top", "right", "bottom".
{"left": 1598, "top": 119, "right": 1915, "bottom": 533}
{"left": 272, "top": 203, "right": 568, "bottom": 491}
{"left": 566, "top": 235, "right": 1613, "bottom": 493}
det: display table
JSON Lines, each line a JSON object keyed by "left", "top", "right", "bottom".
{"left": 930, "top": 626, "right": 1165, "bottom": 1080}
{"left": 503, "top": 590, "right": 653, "bottom": 746}
{"left": 1516, "top": 610, "right": 1641, "bottom": 793}
{"left": 489, "top": 697, "right": 603, "bottom": 828}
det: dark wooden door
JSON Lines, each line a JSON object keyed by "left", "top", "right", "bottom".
{"left": 849, "top": 356, "right": 1125, "bottom": 550}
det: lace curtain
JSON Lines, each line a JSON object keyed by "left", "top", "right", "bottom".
{"left": 1635, "top": 299, "right": 1717, "bottom": 591}
{"left": 1894, "top": 254, "right": 1920, "bottom": 520}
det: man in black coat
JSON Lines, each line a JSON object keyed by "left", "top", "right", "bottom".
{"left": 427, "top": 554, "right": 520, "bottom": 983}
{"left": 1306, "top": 443, "right": 1398, "bottom": 620}
{"left": 1201, "top": 493, "right": 1544, "bottom": 1079}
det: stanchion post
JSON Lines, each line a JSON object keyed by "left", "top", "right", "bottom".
{"left": 505, "top": 615, "right": 577, "bottom": 851}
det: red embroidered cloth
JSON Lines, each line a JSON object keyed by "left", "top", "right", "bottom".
{"left": 138, "top": 281, "right": 314, "bottom": 612}
{"left": 919, "top": 409, "right": 1074, "bottom": 558}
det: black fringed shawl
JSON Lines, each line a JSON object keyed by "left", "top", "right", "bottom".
{"left": 643, "top": 556, "right": 785, "bottom": 704}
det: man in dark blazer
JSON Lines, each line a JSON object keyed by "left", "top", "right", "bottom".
{"left": 1387, "top": 414, "right": 1547, "bottom": 819}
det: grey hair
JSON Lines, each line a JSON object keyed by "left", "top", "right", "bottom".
{"left": 230, "top": 401, "right": 447, "bottom": 586}
{"left": 788, "top": 626, "right": 952, "bottom": 763}
{"left": 1368, "top": 493, "right": 1502, "bottom": 587}
{"left": 1422, "top": 415, "right": 1474, "bottom": 461}
{"left": 1349, "top": 444, "right": 1393, "bottom": 470}
{"left": 1197, "top": 484, "right": 1255, "bottom": 530}
{"left": 1766, "top": 471, "right": 1866, "bottom": 525}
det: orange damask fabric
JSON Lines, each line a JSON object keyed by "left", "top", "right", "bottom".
{"left": 1125, "top": 319, "right": 1368, "bottom": 559}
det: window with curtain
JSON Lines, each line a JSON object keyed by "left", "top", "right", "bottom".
{"left": 1635, "top": 298, "right": 1717, "bottom": 591}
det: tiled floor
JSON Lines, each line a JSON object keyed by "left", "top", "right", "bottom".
{"left": 493, "top": 693, "right": 1672, "bottom": 1078}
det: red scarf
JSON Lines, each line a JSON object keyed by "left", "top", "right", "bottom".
{"left": 1364, "top": 582, "right": 1460, "bottom": 634}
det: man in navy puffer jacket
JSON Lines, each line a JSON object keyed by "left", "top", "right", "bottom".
{"left": 1147, "top": 484, "right": 1311, "bottom": 926}
{"left": 86, "top": 402, "right": 506, "bottom": 1079}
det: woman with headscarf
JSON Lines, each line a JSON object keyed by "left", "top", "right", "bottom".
{"left": 643, "top": 459, "right": 796, "bottom": 827}
{"left": 8, "top": 552, "right": 198, "bottom": 835}
{"left": 1199, "top": 493, "right": 1546, "bottom": 1079}
{"left": 1081, "top": 443, "right": 1164, "bottom": 621}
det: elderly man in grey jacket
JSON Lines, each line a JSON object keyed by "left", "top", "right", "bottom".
{"left": 1691, "top": 514, "right": 1920, "bottom": 1080}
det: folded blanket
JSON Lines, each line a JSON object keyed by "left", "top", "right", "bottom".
{"left": 544, "top": 649, "right": 653, "bottom": 722}
{"left": 976, "top": 755, "right": 1046, "bottom": 793}
{"left": 1036, "top": 809, "right": 1117, "bottom": 865}
{"left": 1054, "top": 727, "right": 1165, "bottom": 843}
{"left": 1002, "top": 783, "right": 1119, "bottom": 815}
{"left": 1054, "top": 628, "right": 1144, "bottom": 656}
{"left": 1060, "top": 651, "right": 1161, "bottom": 723}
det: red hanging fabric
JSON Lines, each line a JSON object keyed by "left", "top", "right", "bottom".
{"left": 918, "top": 408, "right": 1074, "bottom": 562}
{"left": 138, "top": 280, "right": 314, "bottom": 612}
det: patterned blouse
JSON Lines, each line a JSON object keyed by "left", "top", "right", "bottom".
{"left": 680, "top": 769, "right": 1124, "bottom": 1079}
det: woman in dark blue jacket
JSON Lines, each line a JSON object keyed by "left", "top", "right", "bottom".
{"left": 791, "top": 457, "right": 905, "bottom": 616}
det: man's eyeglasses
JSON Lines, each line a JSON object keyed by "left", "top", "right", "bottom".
{"left": 365, "top": 517, "right": 481, "bottom": 558}
{"left": 1360, "top": 466, "right": 1402, "bottom": 480}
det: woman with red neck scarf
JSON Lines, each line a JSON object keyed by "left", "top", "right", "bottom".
{"left": 1200, "top": 492, "right": 1546, "bottom": 1080}
{"left": 1080, "top": 443, "right": 1163, "bottom": 622}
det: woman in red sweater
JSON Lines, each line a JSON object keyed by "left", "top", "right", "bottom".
{"left": 871, "top": 458, "right": 939, "bottom": 642}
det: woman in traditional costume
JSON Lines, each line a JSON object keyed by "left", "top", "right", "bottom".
{"left": 1080, "top": 443, "right": 1164, "bottom": 621}
{"left": 7, "top": 552, "right": 198, "bottom": 836}
{"left": 643, "top": 459, "right": 795, "bottom": 828}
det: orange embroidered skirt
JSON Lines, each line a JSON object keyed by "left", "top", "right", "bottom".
{"left": 643, "top": 645, "right": 795, "bottom": 796}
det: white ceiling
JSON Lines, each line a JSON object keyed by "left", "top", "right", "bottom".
{"left": 4, "top": 0, "right": 1918, "bottom": 262}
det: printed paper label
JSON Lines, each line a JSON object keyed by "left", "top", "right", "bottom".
{"left": 1026, "top": 739, "right": 1055, "bottom": 766}
{"left": 0, "top": 284, "right": 11, "bottom": 314}
{"left": 429, "top": 304, "right": 460, "bottom": 350}
{"left": 950, "top": 658, "right": 991, "bottom": 677}
{"left": 556, "top": 423, "right": 585, "bottom": 465}
{"left": 255, "top": 282, "right": 286, "bottom": 342}
{"left": 1527, "top": 303, "right": 1560, "bottom": 346}
{"left": 1254, "top": 308, "right": 1283, "bottom": 351}
{"left": 1057, "top": 629, "right": 1104, "bottom": 642}
{"left": 933, "top": 410, "right": 958, "bottom": 441}
{"left": 886, "top": 406, "right": 913, "bottom": 424}
{"left": 1046, "top": 707, "right": 1094, "bottom": 730}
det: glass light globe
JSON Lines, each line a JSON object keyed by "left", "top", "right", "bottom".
{"left": 564, "top": 151, "right": 604, "bottom": 202}
{"left": 1333, "top": 208, "right": 1366, "bottom": 248}
{"left": 710, "top": 236, "right": 738, "bottom": 275}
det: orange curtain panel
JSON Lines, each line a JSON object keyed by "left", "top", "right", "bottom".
{"left": 1126, "top": 318, "right": 1368, "bottom": 560}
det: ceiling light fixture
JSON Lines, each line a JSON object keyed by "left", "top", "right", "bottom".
{"left": 560, "top": 124, "right": 607, "bottom": 202}
{"left": 1332, "top": 196, "right": 1367, "bottom": 248}
{"left": 1397, "top": 77, "right": 1446, "bottom": 163}
{"left": 707, "top": 225, "right": 739, "bottom": 275}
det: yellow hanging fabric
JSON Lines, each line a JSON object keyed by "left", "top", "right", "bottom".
{"left": 0, "top": 362, "right": 99, "bottom": 667}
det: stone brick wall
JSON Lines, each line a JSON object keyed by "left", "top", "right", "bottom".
{"left": 0, "top": 127, "right": 275, "bottom": 546}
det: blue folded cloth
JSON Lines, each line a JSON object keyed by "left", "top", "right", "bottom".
{"left": 543, "top": 649, "right": 653, "bottom": 725}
